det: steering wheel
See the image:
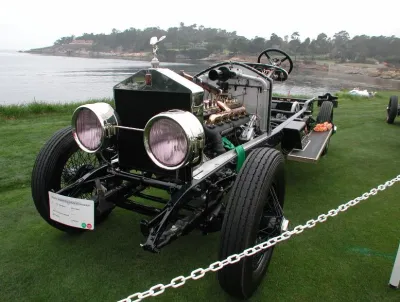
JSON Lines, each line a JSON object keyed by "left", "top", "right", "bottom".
{"left": 244, "top": 62, "right": 289, "bottom": 82}
{"left": 257, "top": 48, "right": 294, "bottom": 75}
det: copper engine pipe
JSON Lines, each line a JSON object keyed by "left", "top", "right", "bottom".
{"left": 208, "top": 106, "right": 247, "bottom": 124}
{"left": 178, "top": 71, "right": 246, "bottom": 124}
{"left": 179, "top": 70, "right": 223, "bottom": 94}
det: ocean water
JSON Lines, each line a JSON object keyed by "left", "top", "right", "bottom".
{"left": 1, "top": 51, "right": 399, "bottom": 105}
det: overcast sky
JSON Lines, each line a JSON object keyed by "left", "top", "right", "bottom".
{"left": 1, "top": 0, "right": 399, "bottom": 50}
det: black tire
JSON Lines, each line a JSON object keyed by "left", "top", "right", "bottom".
{"left": 317, "top": 101, "right": 334, "bottom": 156}
{"left": 317, "top": 101, "right": 334, "bottom": 123}
{"left": 386, "top": 95, "right": 398, "bottom": 124}
{"left": 218, "top": 148, "right": 285, "bottom": 299}
{"left": 31, "top": 126, "right": 115, "bottom": 233}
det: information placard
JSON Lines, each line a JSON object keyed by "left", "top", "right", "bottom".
{"left": 49, "top": 191, "right": 95, "bottom": 230}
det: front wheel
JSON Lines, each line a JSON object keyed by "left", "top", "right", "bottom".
{"left": 218, "top": 147, "right": 285, "bottom": 299}
{"left": 31, "top": 126, "right": 116, "bottom": 233}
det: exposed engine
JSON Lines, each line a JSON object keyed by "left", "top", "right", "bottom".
{"left": 201, "top": 93, "right": 258, "bottom": 158}
{"left": 179, "top": 65, "right": 268, "bottom": 160}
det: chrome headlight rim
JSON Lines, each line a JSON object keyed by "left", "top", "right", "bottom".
{"left": 144, "top": 110, "right": 204, "bottom": 170}
{"left": 71, "top": 102, "right": 119, "bottom": 153}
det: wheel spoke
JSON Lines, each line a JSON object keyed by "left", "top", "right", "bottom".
{"left": 264, "top": 52, "right": 273, "bottom": 65}
{"left": 258, "top": 225, "right": 276, "bottom": 237}
{"left": 269, "top": 186, "right": 284, "bottom": 217}
{"left": 252, "top": 182, "right": 284, "bottom": 269}
{"left": 60, "top": 150, "right": 100, "bottom": 198}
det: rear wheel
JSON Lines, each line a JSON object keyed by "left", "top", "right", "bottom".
{"left": 31, "top": 126, "right": 116, "bottom": 233}
{"left": 386, "top": 95, "right": 398, "bottom": 124}
{"left": 218, "top": 147, "right": 285, "bottom": 299}
{"left": 322, "top": 138, "right": 330, "bottom": 156}
{"left": 317, "top": 101, "right": 333, "bottom": 123}
{"left": 317, "top": 101, "right": 334, "bottom": 156}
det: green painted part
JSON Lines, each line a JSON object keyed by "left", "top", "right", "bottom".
{"left": 222, "top": 137, "right": 235, "bottom": 150}
{"left": 235, "top": 145, "right": 246, "bottom": 172}
{"left": 221, "top": 137, "right": 246, "bottom": 172}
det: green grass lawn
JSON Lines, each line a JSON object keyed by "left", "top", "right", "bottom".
{"left": 1, "top": 91, "right": 400, "bottom": 302}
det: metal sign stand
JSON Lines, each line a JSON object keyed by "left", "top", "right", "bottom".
{"left": 389, "top": 241, "right": 400, "bottom": 289}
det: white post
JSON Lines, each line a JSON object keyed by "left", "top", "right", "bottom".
{"left": 389, "top": 241, "right": 400, "bottom": 289}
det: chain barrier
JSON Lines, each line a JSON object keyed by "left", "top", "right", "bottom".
{"left": 118, "top": 174, "right": 400, "bottom": 302}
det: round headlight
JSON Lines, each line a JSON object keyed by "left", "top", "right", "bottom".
{"left": 71, "top": 102, "right": 119, "bottom": 153}
{"left": 144, "top": 110, "right": 205, "bottom": 170}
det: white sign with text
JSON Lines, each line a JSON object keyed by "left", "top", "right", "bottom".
{"left": 49, "top": 191, "right": 95, "bottom": 230}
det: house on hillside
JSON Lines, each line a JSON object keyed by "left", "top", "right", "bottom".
{"left": 69, "top": 40, "right": 94, "bottom": 46}
{"left": 188, "top": 41, "right": 208, "bottom": 49}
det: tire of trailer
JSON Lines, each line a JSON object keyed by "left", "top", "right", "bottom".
{"left": 317, "top": 101, "right": 334, "bottom": 123}
{"left": 386, "top": 95, "right": 398, "bottom": 124}
{"left": 317, "top": 101, "right": 334, "bottom": 156}
{"left": 31, "top": 126, "right": 114, "bottom": 233}
{"left": 218, "top": 147, "right": 285, "bottom": 299}
{"left": 321, "top": 138, "right": 330, "bottom": 156}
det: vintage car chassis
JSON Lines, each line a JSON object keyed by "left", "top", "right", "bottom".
{"left": 53, "top": 90, "right": 336, "bottom": 253}
{"left": 31, "top": 42, "right": 340, "bottom": 299}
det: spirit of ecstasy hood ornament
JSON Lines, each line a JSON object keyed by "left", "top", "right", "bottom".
{"left": 149, "top": 35, "right": 166, "bottom": 68}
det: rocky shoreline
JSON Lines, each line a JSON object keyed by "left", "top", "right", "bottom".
{"left": 23, "top": 47, "right": 154, "bottom": 61}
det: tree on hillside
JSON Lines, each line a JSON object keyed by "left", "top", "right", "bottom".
{"left": 229, "top": 37, "right": 249, "bottom": 54}
{"left": 267, "top": 33, "right": 283, "bottom": 48}
{"left": 299, "top": 37, "right": 311, "bottom": 55}
{"left": 332, "top": 30, "right": 350, "bottom": 62}
{"left": 51, "top": 23, "right": 400, "bottom": 64}
{"left": 291, "top": 32, "right": 300, "bottom": 41}
{"left": 54, "top": 35, "right": 75, "bottom": 45}
{"left": 249, "top": 37, "right": 267, "bottom": 54}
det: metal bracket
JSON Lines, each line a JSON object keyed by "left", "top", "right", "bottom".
{"left": 94, "top": 178, "right": 115, "bottom": 214}
{"left": 281, "top": 217, "right": 290, "bottom": 232}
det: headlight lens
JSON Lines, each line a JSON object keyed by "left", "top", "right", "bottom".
{"left": 149, "top": 119, "right": 188, "bottom": 167}
{"left": 71, "top": 102, "right": 119, "bottom": 153}
{"left": 75, "top": 108, "right": 103, "bottom": 151}
{"left": 144, "top": 110, "right": 205, "bottom": 170}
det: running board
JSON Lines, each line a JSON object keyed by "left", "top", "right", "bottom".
{"left": 287, "top": 129, "right": 332, "bottom": 163}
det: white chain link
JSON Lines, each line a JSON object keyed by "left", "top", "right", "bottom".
{"left": 118, "top": 174, "right": 400, "bottom": 302}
